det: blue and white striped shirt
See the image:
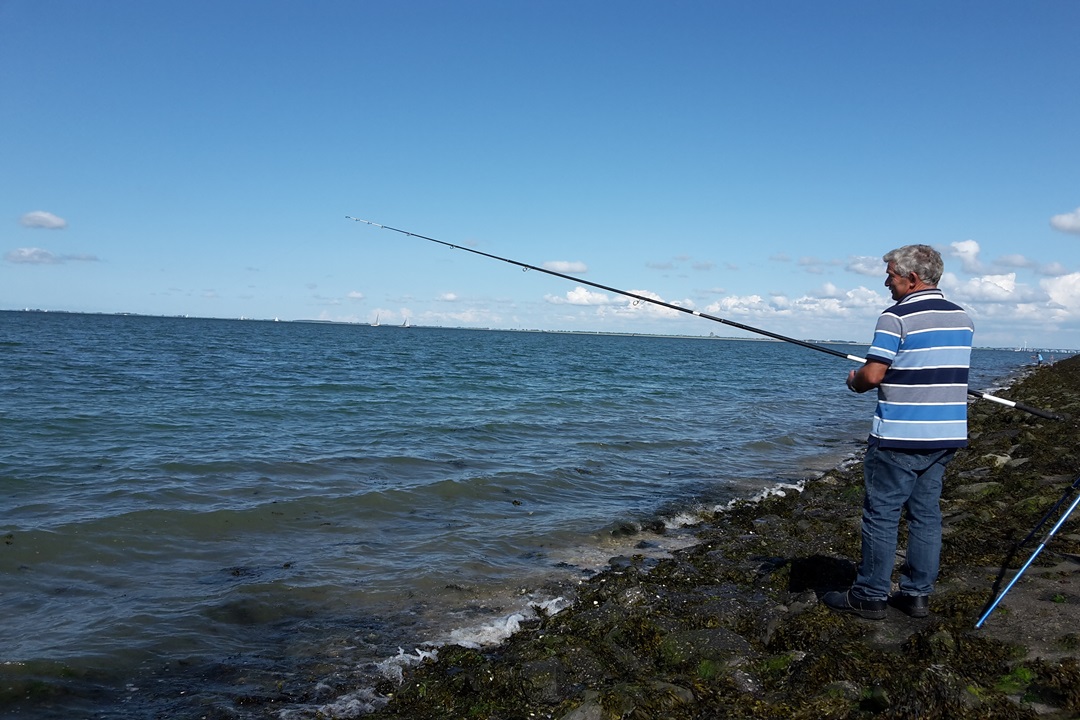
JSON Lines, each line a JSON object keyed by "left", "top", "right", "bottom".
{"left": 865, "top": 289, "right": 974, "bottom": 449}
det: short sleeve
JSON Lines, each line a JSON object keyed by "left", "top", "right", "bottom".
{"left": 865, "top": 311, "right": 900, "bottom": 365}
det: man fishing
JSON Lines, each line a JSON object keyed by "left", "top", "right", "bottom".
{"left": 824, "top": 244, "right": 974, "bottom": 620}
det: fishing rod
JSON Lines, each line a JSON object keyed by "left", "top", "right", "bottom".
{"left": 976, "top": 472, "right": 1080, "bottom": 627}
{"left": 346, "top": 216, "right": 1065, "bottom": 421}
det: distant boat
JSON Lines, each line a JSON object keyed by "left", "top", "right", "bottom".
{"left": 401, "top": 317, "right": 410, "bottom": 328}
{"left": 372, "top": 314, "right": 380, "bottom": 327}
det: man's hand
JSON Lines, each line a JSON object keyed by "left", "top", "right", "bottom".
{"left": 847, "top": 361, "right": 888, "bottom": 393}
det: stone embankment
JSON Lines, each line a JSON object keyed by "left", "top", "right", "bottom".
{"left": 367, "top": 356, "right": 1080, "bottom": 720}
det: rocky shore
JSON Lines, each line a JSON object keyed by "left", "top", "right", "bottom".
{"left": 366, "top": 356, "right": 1080, "bottom": 720}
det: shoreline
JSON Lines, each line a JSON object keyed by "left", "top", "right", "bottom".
{"left": 364, "top": 357, "right": 1080, "bottom": 719}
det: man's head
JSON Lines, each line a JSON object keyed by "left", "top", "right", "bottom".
{"left": 882, "top": 244, "right": 942, "bottom": 301}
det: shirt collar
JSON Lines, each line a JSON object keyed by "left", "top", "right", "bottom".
{"left": 898, "top": 288, "right": 944, "bottom": 304}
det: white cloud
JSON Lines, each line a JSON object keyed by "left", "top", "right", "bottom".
{"left": 817, "top": 285, "right": 886, "bottom": 309}
{"left": 791, "top": 296, "right": 847, "bottom": 315}
{"left": 1050, "top": 207, "right": 1080, "bottom": 235}
{"left": 808, "top": 283, "right": 886, "bottom": 307}
{"left": 707, "top": 294, "right": 782, "bottom": 316}
{"left": 347, "top": 291, "right": 365, "bottom": 300}
{"left": 948, "top": 272, "right": 1046, "bottom": 304}
{"left": 545, "top": 286, "right": 616, "bottom": 305}
{"left": 996, "top": 254, "right": 1033, "bottom": 269}
{"left": 846, "top": 286, "right": 887, "bottom": 308}
{"left": 794, "top": 286, "right": 886, "bottom": 315}
{"left": 798, "top": 257, "right": 829, "bottom": 275}
{"left": 439, "top": 292, "right": 459, "bottom": 302}
{"left": 704, "top": 285, "right": 887, "bottom": 322}
{"left": 960, "top": 273, "right": 1018, "bottom": 301}
{"left": 6, "top": 247, "right": 61, "bottom": 264}
{"left": 819, "top": 282, "right": 843, "bottom": 299}
{"left": 19, "top": 211, "right": 67, "bottom": 229}
{"left": 1037, "top": 261, "right": 1070, "bottom": 277}
{"left": 542, "top": 260, "right": 587, "bottom": 274}
{"left": 847, "top": 256, "right": 883, "bottom": 276}
{"left": 599, "top": 289, "right": 691, "bottom": 319}
{"left": 426, "top": 308, "right": 503, "bottom": 325}
{"left": 1041, "top": 272, "right": 1080, "bottom": 311}
{"left": 950, "top": 239, "right": 984, "bottom": 274}
{"left": 5, "top": 247, "right": 98, "bottom": 264}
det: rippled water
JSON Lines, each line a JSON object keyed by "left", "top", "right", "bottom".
{"left": 0, "top": 310, "right": 1031, "bottom": 717}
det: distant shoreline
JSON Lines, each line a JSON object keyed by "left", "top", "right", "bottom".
{"left": 3, "top": 308, "right": 1075, "bottom": 354}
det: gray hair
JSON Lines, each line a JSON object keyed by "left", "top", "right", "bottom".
{"left": 883, "top": 244, "right": 944, "bottom": 285}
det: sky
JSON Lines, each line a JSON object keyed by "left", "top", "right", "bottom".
{"left": 2, "top": 1, "right": 1079, "bottom": 349}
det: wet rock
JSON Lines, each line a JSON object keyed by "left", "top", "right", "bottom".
{"left": 519, "top": 658, "right": 567, "bottom": 704}
{"left": 558, "top": 690, "right": 603, "bottom": 720}
{"left": 952, "top": 481, "right": 1003, "bottom": 499}
{"left": 658, "top": 628, "right": 753, "bottom": 668}
{"left": 823, "top": 680, "right": 862, "bottom": 701}
{"left": 730, "top": 668, "right": 763, "bottom": 696}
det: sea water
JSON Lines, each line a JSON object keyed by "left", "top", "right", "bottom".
{"left": 0, "top": 311, "right": 1033, "bottom": 718}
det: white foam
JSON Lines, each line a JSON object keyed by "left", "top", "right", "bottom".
{"left": 375, "top": 646, "right": 440, "bottom": 684}
{"left": 441, "top": 595, "right": 571, "bottom": 649}
{"left": 277, "top": 647, "right": 444, "bottom": 719}
{"left": 663, "top": 510, "right": 705, "bottom": 529}
{"left": 290, "top": 594, "right": 574, "bottom": 718}
{"left": 306, "top": 688, "right": 386, "bottom": 719}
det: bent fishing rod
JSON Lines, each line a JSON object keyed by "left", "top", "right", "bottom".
{"left": 346, "top": 216, "right": 1064, "bottom": 422}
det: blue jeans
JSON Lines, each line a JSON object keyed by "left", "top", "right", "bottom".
{"left": 851, "top": 444, "right": 956, "bottom": 602}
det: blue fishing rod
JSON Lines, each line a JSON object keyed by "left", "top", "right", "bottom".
{"left": 346, "top": 216, "right": 1065, "bottom": 422}
{"left": 976, "top": 473, "right": 1080, "bottom": 627}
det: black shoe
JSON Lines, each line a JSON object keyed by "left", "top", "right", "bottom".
{"left": 822, "top": 590, "right": 887, "bottom": 620}
{"left": 889, "top": 594, "right": 930, "bottom": 618}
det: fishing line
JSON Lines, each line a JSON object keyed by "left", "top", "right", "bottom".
{"left": 346, "top": 216, "right": 1064, "bottom": 421}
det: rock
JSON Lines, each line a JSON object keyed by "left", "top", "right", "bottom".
{"left": 520, "top": 658, "right": 567, "bottom": 704}
{"left": 823, "top": 680, "right": 862, "bottom": 701}
{"left": 558, "top": 691, "right": 604, "bottom": 720}
{"left": 658, "top": 628, "right": 754, "bottom": 667}
{"left": 952, "top": 482, "right": 1003, "bottom": 500}
{"left": 730, "top": 668, "right": 763, "bottom": 696}
{"left": 649, "top": 680, "right": 695, "bottom": 705}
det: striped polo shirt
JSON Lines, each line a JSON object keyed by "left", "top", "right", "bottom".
{"left": 865, "top": 289, "right": 974, "bottom": 450}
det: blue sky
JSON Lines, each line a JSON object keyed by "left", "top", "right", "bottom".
{"left": 3, "top": 1, "right": 1079, "bottom": 349}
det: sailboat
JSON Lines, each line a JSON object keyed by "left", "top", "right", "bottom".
{"left": 372, "top": 314, "right": 380, "bottom": 327}
{"left": 400, "top": 317, "right": 410, "bottom": 328}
